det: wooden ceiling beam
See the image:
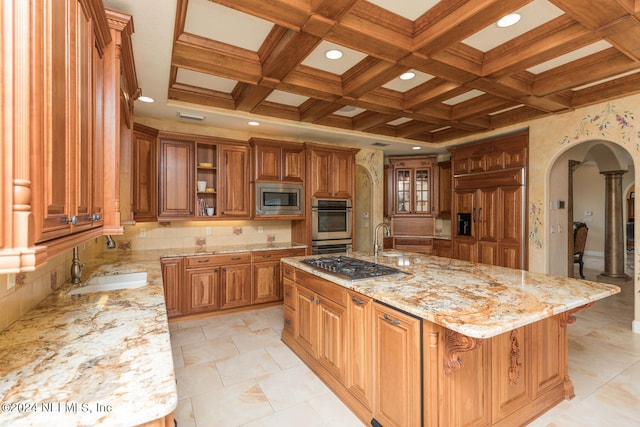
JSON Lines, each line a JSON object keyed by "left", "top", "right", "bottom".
{"left": 352, "top": 111, "right": 401, "bottom": 131}
{"left": 413, "top": 0, "right": 532, "bottom": 56}
{"left": 252, "top": 101, "right": 302, "bottom": 121}
{"left": 168, "top": 84, "right": 235, "bottom": 109}
{"left": 571, "top": 71, "right": 640, "bottom": 106}
{"left": 299, "top": 99, "right": 344, "bottom": 122}
{"left": 232, "top": 83, "right": 275, "bottom": 112}
{"left": 279, "top": 65, "right": 343, "bottom": 100}
{"left": 342, "top": 58, "right": 407, "bottom": 98}
{"left": 483, "top": 16, "right": 599, "bottom": 77}
{"left": 172, "top": 34, "right": 262, "bottom": 84}
{"left": 208, "top": 0, "right": 310, "bottom": 30}
{"left": 532, "top": 48, "right": 637, "bottom": 95}
{"left": 260, "top": 27, "right": 322, "bottom": 81}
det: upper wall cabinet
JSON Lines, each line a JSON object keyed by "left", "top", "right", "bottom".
{"left": 158, "top": 136, "right": 195, "bottom": 219}
{"left": 250, "top": 138, "right": 304, "bottom": 183}
{"left": 131, "top": 123, "right": 159, "bottom": 222}
{"left": 387, "top": 156, "right": 437, "bottom": 217}
{"left": 307, "top": 143, "right": 358, "bottom": 199}
{"left": 1, "top": 0, "right": 138, "bottom": 271}
{"left": 218, "top": 143, "right": 251, "bottom": 218}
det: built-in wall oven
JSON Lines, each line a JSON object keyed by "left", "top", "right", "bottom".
{"left": 311, "top": 198, "right": 352, "bottom": 254}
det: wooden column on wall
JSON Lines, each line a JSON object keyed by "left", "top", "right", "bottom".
{"left": 102, "top": 9, "right": 138, "bottom": 235}
{"left": 0, "top": 0, "right": 46, "bottom": 272}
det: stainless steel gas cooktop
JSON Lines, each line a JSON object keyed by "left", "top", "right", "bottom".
{"left": 301, "top": 256, "right": 406, "bottom": 281}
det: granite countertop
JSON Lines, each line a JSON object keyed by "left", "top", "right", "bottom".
{"left": 0, "top": 242, "right": 305, "bottom": 426}
{"left": 282, "top": 251, "right": 620, "bottom": 339}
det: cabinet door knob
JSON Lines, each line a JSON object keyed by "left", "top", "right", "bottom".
{"left": 285, "top": 291, "right": 291, "bottom": 297}
{"left": 316, "top": 298, "right": 321, "bottom": 305}
{"left": 309, "top": 295, "right": 314, "bottom": 302}
{"left": 383, "top": 313, "right": 400, "bottom": 325}
{"left": 65, "top": 216, "right": 78, "bottom": 225}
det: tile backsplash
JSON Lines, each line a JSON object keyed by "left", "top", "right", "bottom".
{"left": 111, "top": 220, "right": 293, "bottom": 251}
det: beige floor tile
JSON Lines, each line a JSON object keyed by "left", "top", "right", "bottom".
{"left": 182, "top": 336, "right": 239, "bottom": 367}
{"left": 191, "top": 381, "right": 274, "bottom": 427}
{"left": 170, "top": 326, "right": 206, "bottom": 348}
{"left": 257, "top": 365, "right": 332, "bottom": 412}
{"left": 231, "top": 328, "right": 282, "bottom": 353}
{"left": 174, "top": 398, "right": 196, "bottom": 427}
{"left": 175, "top": 361, "right": 223, "bottom": 397}
{"left": 201, "top": 316, "right": 251, "bottom": 340}
{"left": 307, "top": 393, "right": 366, "bottom": 427}
{"left": 264, "top": 342, "right": 304, "bottom": 370}
{"left": 216, "top": 348, "right": 282, "bottom": 387}
{"left": 242, "top": 402, "right": 328, "bottom": 427}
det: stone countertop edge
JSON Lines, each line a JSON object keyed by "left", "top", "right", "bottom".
{"left": 280, "top": 251, "right": 621, "bottom": 340}
{"left": 0, "top": 242, "right": 305, "bottom": 427}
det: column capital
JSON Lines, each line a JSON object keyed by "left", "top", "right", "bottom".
{"left": 599, "top": 170, "right": 627, "bottom": 177}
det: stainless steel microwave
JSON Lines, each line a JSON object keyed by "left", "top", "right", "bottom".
{"left": 255, "top": 183, "right": 304, "bottom": 216}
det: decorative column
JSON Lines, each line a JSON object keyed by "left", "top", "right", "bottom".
{"left": 598, "top": 170, "right": 630, "bottom": 281}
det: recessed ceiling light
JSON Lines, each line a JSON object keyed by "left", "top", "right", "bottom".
{"left": 497, "top": 13, "right": 521, "bottom": 28}
{"left": 138, "top": 96, "right": 154, "bottom": 103}
{"left": 248, "top": 121, "right": 260, "bottom": 126}
{"left": 399, "top": 72, "right": 416, "bottom": 80}
{"left": 325, "top": 49, "right": 343, "bottom": 60}
{"left": 412, "top": 146, "right": 421, "bottom": 150}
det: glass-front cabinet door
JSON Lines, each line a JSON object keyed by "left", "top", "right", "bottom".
{"left": 395, "top": 169, "right": 412, "bottom": 214}
{"left": 414, "top": 168, "right": 430, "bottom": 213}
{"left": 389, "top": 156, "right": 435, "bottom": 216}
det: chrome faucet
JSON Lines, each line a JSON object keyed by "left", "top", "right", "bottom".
{"left": 374, "top": 223, "right": 391, "bottom": 258}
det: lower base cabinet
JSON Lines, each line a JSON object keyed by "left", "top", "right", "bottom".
{"left": 281, "top": 264, "right": 574, "bottom": 427}
{"left": 372, "top": 302, "right": 422, "bottom": 427}
{"left": 161, "top": 248, "right": 304, "bottom": 318}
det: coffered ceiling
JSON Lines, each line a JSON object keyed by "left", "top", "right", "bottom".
{"left": 104, "top": 0, "right": 640, "bottom": 155}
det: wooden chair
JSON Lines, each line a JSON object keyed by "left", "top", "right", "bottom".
{"left": 573, "top": 222, "right": 589, "bottom": 279}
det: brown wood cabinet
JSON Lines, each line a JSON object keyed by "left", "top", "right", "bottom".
{"left": 161, "top": 257, "right": 184, "bottom": 318}
{"left": 220, "top": 262, "right": 252, "bottom": 309}
{"left": 436, "top": 160, "right": 452, "bottom": 218}
{"left": 158, "top": 137, "right": 195, "bottom": 218}
{"left": 218, "top": 144, "right": 251, "bottom": 218}
{"left": 372, "top": 303, "right": 422, "bottom": 427}
{"left": 251, "top": 249, "right": 305, "bottom": 304}
{"left": 432, "top": 238, "right": 452, "bottom": 258}
{"left": 294, "top": 270, "right": 347, "bottom": 381}
{"left": 132, "top": 123, "right": 158, "bottom": 222}
{"left": 346, "top": 291, "right": 373, "bottom": 410}
{"left": 307, "top": 143, "right": 358, "bottom": 199}
{"left": 250, "top": 138, "right": 304, "bottom": 183}
{"left": 450, "top": 133, "right": 528, "bottom": 270}
{"left": 162, "top": 249, "right": 301, "bottom": 318}
{"left": 388, "top": 156, "right": 437, "bottom": 216}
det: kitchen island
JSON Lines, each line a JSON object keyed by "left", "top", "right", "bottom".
{"left": 280, "top": 251, "right": 620, "bottom": 427}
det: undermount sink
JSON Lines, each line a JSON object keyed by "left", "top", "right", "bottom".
{"left": 68, "top": 272, "right": 148, "bottom": 295}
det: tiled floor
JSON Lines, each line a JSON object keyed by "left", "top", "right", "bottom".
{"left": 170, "top": 255, "right": 640, "bottom": 426}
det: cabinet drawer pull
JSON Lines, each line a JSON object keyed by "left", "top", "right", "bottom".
{"left": 383, "top": 313, "right": 400, "bottom": 325}
{"left": 197, "top": 259, "right": 210, "bottom": 263}
{"left": 262, "top": 255, "right": 272, "bottom": 258}
{"left": 285, "top": 319, "right": 292, "bottom": 325}
{"left": 231, "top": 257, "right": 241, "bottom": 260}
{"left": 351, "top": 296, "right": 366, "bottom": 305}
{"left": 285, "top": 269, "right": 293, "bottom": 275}
{"left": 285, "top": 291, "right": 291, "bottom": 297}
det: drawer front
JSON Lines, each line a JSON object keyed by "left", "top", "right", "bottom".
{"left": 251, "top": 248, "right": 306, "bottom": 262}
{"left": 283, "top": 306, "right": 295, "bottom": 336}
{"left": 394, "top": 237, "right": 433, "bottom": 246}
{"left": 186, "top": 253, "right": 250, "bottom": 268}
{"left": 296, "top": 270, "right": 347, "bottom": 306}
{"left": 283, "top": 278, "right": 296, "bottom": 309}
{"left": 282, "top": 263, "right": 296, "bottom": 281}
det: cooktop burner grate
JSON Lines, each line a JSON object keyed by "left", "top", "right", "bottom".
{"left": 301, "top": 256, "right": 406, "bottom": 280}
